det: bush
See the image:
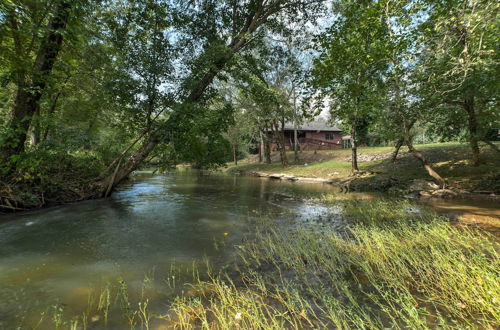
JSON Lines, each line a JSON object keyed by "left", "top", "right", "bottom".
{"left": 4, "top": 150, "right": 104, "bottom": 186}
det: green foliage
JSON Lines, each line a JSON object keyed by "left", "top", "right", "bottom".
{"left": 5, "top": 150, "right": 104, "bottom": 185}
{"left": 310, "top": 0, "right": 390, "bottom": 144}
{"left": 415, "top": 0, "right": 500, "bottom": 139}
{"left": 1, "top": 0, "right": 498, "bottom": 202}
{"left": 162, "top": 102, "right": 235, "bottom": 168}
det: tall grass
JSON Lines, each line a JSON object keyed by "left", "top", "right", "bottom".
{"left": 167, "top": 200, "right": 499, "bottom": 329}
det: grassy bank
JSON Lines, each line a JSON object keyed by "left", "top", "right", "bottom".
{"left": 167, "top": 200, "right": 499, "bottom": 328}
{"left": 29, "top": 199, "right": 500, "bottom": 329}
{"left": 226, "top": 142, "right": 500, "bottom": 193}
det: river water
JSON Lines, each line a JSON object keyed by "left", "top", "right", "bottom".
{"left": 0, "top": 170, "right": 498, "bottom": 328}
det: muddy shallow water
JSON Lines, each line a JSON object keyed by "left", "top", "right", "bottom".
{"left": 0, "top": 169, "right": 498, "bottom": 328}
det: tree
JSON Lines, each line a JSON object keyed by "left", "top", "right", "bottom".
{"left": 97, "top": 0, "right": 324, "bottom": 192}
{"left": 310, "top": 0, "right": 389, "bottom": 173}
{"left": 375, "top": 0, "right": 446, "bottom": 186}
{"left": 232, "top": 39, "right": 306, "bottom": 168}
{"left": 417, "top": 0, "right": 499, "bottom": 165}
{"left": 0, "top": 0, "right": 75, "bottom": 158}
{"left": 0, "top": 0, "right": 325, "bottom": 207}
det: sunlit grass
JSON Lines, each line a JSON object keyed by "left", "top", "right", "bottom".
{"left": 167, "top": 200, "right": 500, "bottom": 329}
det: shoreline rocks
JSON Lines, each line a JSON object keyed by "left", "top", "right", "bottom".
{"left": 249, "top": 172, "right": 334, "bottom": 184}
{"left": 246, "top": 172, "right": 498, "bottom": 201}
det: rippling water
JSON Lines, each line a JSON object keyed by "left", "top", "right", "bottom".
{"left": 0, "top": 170, "right": 343, "bottom": 328}
{"left": 0, "top": 169, "right": 497, "bottom": 328}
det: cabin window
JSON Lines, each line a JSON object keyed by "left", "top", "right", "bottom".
{"left": 325, "top": 132, "right": 334, "bottom": 140}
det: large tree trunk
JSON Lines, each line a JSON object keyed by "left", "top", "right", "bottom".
{"left": 2, "top": 1, "right": 71, "bottom": 157}
{"left": 481, "top": 139, "right": 499, "bottom": 152}
{"left": 42, "top": 91, "right": 62, "bottom": 142}
{"left": 464, "top": 95, "right": 483, "bottom": 166}
{"left": 406, "top": 137, "right": 445, "bottom": 187}
{"left": 100, "top": 133, "right": 159, "bottom": 197}
{"left": 96, "top": 59, "right": 233, "bottom": 194}
{"left": 391, "top": 138, "right": 404, "bottom": 163}
{"left": 350, "top": 126, "right": 359, "bottom": 173}
{"left": 95, "top": 67, "right": 223, "bottom": 194}
{"left": 29, "top": 105, "right": 42, "bottom": 147}
{"left": 258, "top": 132, "right": 263, "bottom": 163}
{"left": 456, "top": 23, "right": 482, "bottom": 166}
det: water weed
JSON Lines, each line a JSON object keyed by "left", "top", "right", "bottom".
{"left": 167, "top": 200, "right": 499, "bottom": 329}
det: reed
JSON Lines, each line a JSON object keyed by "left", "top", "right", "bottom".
{"left": 167, "top": 199, "right": 500, "bottom": 329}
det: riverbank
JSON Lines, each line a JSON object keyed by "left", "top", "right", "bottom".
{"left": 2, "top": 142, "right": 497, "bottom": 213}
{"left": 0, "top": 150, "right": 106, "bottom": 212}
{"left": 225, "top": 142, "right": 500, "bottom": 197}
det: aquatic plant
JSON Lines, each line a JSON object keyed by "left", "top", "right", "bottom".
{"left": 166, "top": 200, "right": 500, "bottom": 328}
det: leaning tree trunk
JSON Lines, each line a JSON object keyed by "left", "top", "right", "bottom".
{"left": 95, "top": 2, "right": 289, "bottom": 196}
{"left": 2, "top": 1, "right": 71, "bottom": 157}
{"left": 94, "top": 59, "right": 224, "bottom": 196}
{"left": 481, "top": 139, "right": 499, "bottom": 152}
{"left": 406, "top": 137, "right": 445, "bottom": 187}
{"left": 99, "top": 133, "right": 159, "bottom": 198}
{"left": 464, "top": 95, "right": 483, "bottom": 166}
{"left": 391, "top": 138, "right": 404, "bottom": 163}
{"left": 96, "top": 60, "right": 234, "bottom": 195}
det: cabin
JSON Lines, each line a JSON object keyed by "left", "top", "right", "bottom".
{"left": 265, "top": 121, "right": 344, "bottom": 152}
